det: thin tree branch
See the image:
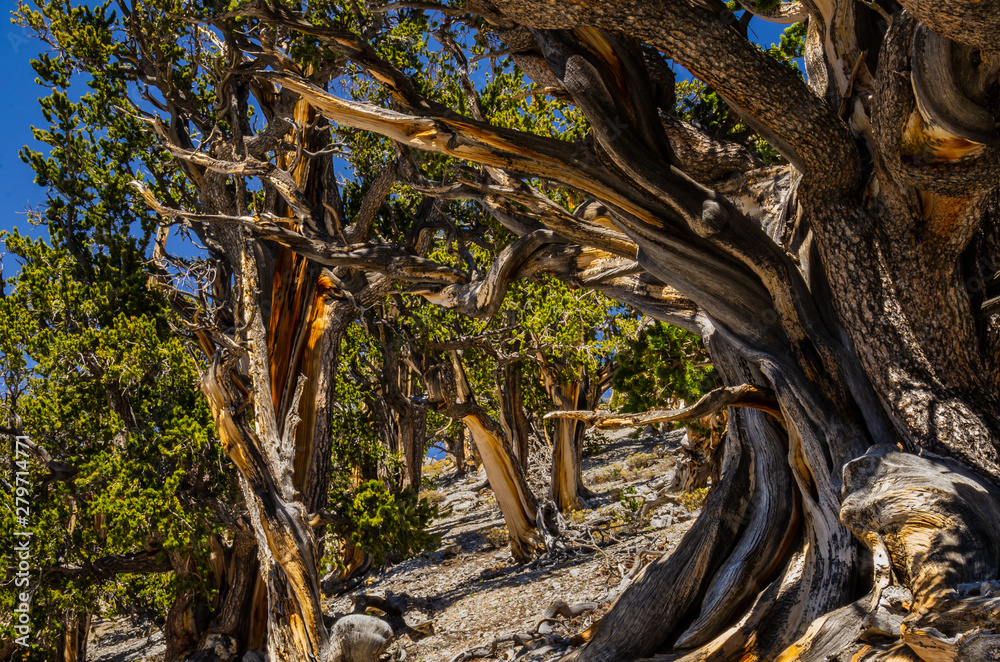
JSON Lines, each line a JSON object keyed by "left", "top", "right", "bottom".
{"left": 131, "top": 182, "right": 469, "bottom": 284}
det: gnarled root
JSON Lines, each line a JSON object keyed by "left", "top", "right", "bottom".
{"left": 775, "top": 445, "right": 1000, "bottom": 661}
{"left": 536, "top": 601, "right": 598, "bottom": 635}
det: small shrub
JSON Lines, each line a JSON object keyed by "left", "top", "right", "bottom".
{"left": 591, "top": 504, "right": 630, "bottom": 530}
{"left": 679, "top": 487, "right": 709, "bottom": 512}
{"left": 620, "top": 486, "right": 643, "bottom": 513}
{"left": 420, "top": 489, "right": 446, "bottom": 506}
{"left": 583, "top": 438, "right": 603, "bottom": 458}
{"left": 626, "top": 453, "right": 655, "bottom": 472}
{"left": 482, "top": 526, "right": 509, "bottom": 549}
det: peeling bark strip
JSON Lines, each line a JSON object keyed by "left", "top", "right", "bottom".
{"left": 201, "top": 354, "right": 329, "bottom": 661}
{"left": 545, "top": 384, "right": 782, "bottom": 429}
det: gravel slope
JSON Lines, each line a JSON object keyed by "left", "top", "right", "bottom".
{"left": 88, "top": 427, "right": 702, "bottom": 662}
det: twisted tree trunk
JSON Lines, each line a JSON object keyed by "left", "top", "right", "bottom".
{"left": 125, "top": 0, "right": 1000, "bottom": 657}
{"left": 536, "top": 356, "right": 613, "bottom": 511}
{"left": 256, "top": 4, "right": 1000, "bottom": 657}
{"left": 140, "top": 77, "right": 393, "bottom": 657}
{"left": 425, "top": 351, "right": 544, "bottom": 561}
{"left": 443, "top": 426, "right": 469, "bottom": 476}
{"left": 543, "top": 371, "right": 590, "bottom": 512}
{"left": 498, "top": 361, "right": 532, "bottom": 473}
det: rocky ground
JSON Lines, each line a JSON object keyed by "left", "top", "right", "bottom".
{"left": 87, "top": 426, "right": 704, "bottom": 662}
{"left": 88, "top": 618, "right": 165, "bottom": 662}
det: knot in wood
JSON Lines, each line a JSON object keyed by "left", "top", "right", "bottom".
{"left": 694, "top": 199, "right": 729, "bottom": 238}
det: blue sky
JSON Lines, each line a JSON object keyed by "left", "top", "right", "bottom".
{"left": 0, "top": 13, "right": 47, "bottom": 261}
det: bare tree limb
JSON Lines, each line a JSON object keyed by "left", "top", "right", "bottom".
{"left": 346, "top": 160, "right": 398, "bottom": 243}
{"left": 131, "top": 182, "right": 468, "bottom": 284}
{"left": 544, "top": 383, "right": 782, "bottom": 429}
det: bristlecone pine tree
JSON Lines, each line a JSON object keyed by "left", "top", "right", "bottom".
{"left": 15, "top": 0, "right": 1000, "bottom": 659}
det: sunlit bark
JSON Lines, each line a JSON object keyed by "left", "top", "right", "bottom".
{"left": 55, "top": 610, "right": 90, "bottom": 662}
{"left": 425, "top": 352, "right": 544, "bottom": 561}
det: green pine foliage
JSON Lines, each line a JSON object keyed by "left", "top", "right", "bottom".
{"left": 328, "top": 480, "right": 438, "bottom": 567}
{"left": 0, "top": 117, "right": 231, "bottom": 662}
{"left": 1, "top": 2, "right": 235, "bottom": 655}
{"left": 611, "top": 322, "right": 719, "bottom": 414}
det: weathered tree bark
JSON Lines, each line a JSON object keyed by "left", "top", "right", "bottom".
{"left": 137, "top": 63, "right": 396, "bottom": 657}
{"left": 425, "top": 351, "right": 544, "bottom": 561}
{"left": 164, "top": 552, "right": 206, "bottom": 662}
{"left": 55, "top": 610, "right": 90, "bottom": 662}
{"left": 201, "top": 351, "right": 330, "bottom": 661}
{"left": 498, "top": 361, "right": 532, "bottom": 474}
{"left": 535, "top": 353, "right": 613, "bottom": 511}
{"left": 251, "top": 8, "right": 1000, "bottom": 658}
{"left": 169, "top": 531, "right": 263, "bottom": 662}
{"left": 665, "top": 417, "right": 725, "bottom": 493}
{"left": 542, "top": 371, "right": 588, "bottom": 512}
{"left": 327, "top": 538, "right": 372, "bottom": 592}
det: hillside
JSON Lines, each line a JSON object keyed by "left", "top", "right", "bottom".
{"left": 86, "top": 427, "right": 703, "bottom": 662}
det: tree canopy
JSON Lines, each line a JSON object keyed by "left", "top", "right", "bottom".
{"left": 6, "top": 0, "right": 1000, "bottom": 660}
